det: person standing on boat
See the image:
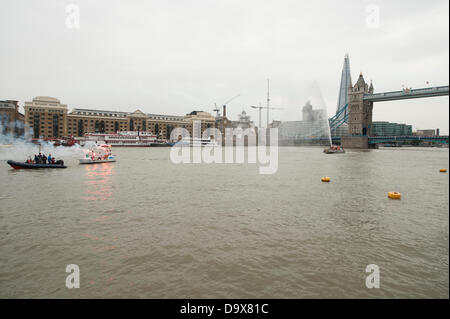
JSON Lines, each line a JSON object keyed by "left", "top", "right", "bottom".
{"left": 34, "top": 154, "right": 39, "bottom": 164}
{"left": 42, "top": 154, "right": 47, "bottom": 164}
{"left": 47, "top": 154, "right": 52, "bottom": 164}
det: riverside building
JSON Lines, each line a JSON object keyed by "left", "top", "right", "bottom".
{"left": 371, "top": 121, "right": 413, "bottom": 136}
{"left": 414, "top": 129, "right": 440, "bottom": 137}
{"left": 23, "top": 96, "right": 216, "bottom": 139}
{"left": 24, "top": 96, "right": 68, "bottom": 138}
{"left": 277, "top": 101, "right": 329, "bottom": 140}
{"left": 0, "top": 100, "right": 25, "bottom": 136}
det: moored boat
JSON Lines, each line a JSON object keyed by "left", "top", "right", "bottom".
{"left": 82, "top": 131, "right": 163, "bottom": 147}
{"left": 7, "top": 160, "right": 67, "bottom": 169}
{"left": 173, "top": 137, "right": 219, "bottom": 147}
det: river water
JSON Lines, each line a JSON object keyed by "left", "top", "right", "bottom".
{"left": 0, "top": 146, "right": 448, "bottom": 298}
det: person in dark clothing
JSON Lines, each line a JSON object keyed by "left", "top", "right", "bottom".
{"left": 42, "top": 154, "right": 47, "bottom": 164}
{"left": 34, "top": 154, "right": 39, "bottom": 164}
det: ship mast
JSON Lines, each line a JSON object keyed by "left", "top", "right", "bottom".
{"left": 266, "top": 78, "right": 270, "bottom": 127}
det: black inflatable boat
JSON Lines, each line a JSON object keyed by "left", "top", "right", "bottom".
{"left": 7, "top": 160, "right": 67, "bottom": 169}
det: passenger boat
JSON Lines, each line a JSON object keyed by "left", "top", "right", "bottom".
{"left": 173, "top": 137, "right": 219, "bottom": 147}
{"left": 7, "top": 160, "right": 67, "bottom": 169}
{"left": 82, "top": 131, "right": 161, "bottom": 147}
{"left": 79, "top": 144, "right": 116, "bottom": 164}
{"left": 324, "top": 145, "right": 345, "bottom": 154}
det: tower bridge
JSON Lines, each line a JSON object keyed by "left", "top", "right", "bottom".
{"left": 332, "top": 54, "right": 449, "bottom": 149}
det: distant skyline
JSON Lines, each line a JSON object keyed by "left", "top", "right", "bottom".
{"left": 0, "top": 0, "right": 448, "bottom": 133}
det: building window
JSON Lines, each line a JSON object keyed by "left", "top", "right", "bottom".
{"left": 78, "top": 119, "right": 84, "bottom": 137}
{"left": 53, "top": 114, "right": 59, "bottom": 138}
{"left": 33, "top": 113, "right": 40, "bottom": 138}
{"left": 95, "top": 120, "right": 105, "bottom": 133}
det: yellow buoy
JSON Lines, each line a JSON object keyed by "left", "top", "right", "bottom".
{"left": 321, "top": 177, "right": 331, "bottom": 183}
{"left": 388, "top": 192, "right": 401, "bottom": 200}
{"left": 440, "top": 168, "right": 447, "bottom": 173}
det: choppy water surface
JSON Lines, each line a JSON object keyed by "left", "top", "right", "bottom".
{"left": 0, "top": 147, "right": 448, "bottom": 298}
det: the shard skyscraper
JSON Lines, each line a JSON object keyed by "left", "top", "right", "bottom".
{"left": 335, "top": 53, "right": 352, "bottom": 123}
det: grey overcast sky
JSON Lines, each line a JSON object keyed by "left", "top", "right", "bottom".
{"left": 1, "top": 0, "right": 448, "bottom": 133}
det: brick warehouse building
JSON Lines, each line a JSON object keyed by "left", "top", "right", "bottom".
{"left": 0, "top": 100, "right": 25, "bottom": 136}
{"left": 22, "top": 96, "right": 216, "bottom": 139}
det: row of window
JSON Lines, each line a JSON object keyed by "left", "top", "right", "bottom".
{"left": 70, "top": 113, "right": 185, "bottom": 122}
{"left": 0, "top": 104, "right": 15, "bottom": 108}
{"left": 67, "top": 125, "right": 127, "bottom": 128}
{"left": 148, "top": 116, "right": 183, "bottom": 121}
{"left": 67, "top": 119, "right": 165, "bottom": 125}
{"left": 73, "top": 111, "right": 127, "bottom": 117}
{"left": 27, "top": 108, "right": 65, "bottom": 113}
{"left": 28, "top": 115, "right": 63, "bottom": 119}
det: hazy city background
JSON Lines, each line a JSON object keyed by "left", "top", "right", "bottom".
{"left": 0, "top": 0, "right": 449, "bottom": 133}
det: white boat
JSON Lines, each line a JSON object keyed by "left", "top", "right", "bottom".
{"left": 174, "top": 137, "right": 219, "bottom": 147}
{"left": 79, "top": 157, "right": 116, "bottom": 164}
{"left": 83, "top": 131, "right": 164, "bottom": 146}
{"left": 79, "top": 144, "right": 116, "bottom": 164}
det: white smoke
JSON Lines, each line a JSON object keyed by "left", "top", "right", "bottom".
{"left": 0, "top": 121, "right": 84, "bottom": 161}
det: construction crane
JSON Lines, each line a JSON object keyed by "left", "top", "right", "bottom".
{"left": 212, "top": 94, "right": 240, "bottom": 118}
{"left": 251, "top": 79, "right": 284, "bottom": 128}
{"left": 213, "top": 103, "right": 220, "bottom": 117}
{"left": 250, "top": 104, "right": 284, "bottom": 128}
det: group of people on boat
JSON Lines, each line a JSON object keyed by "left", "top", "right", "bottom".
{"left": 329, "top": 145, "right": 342, "bottom": 151}
{"left": 85, "top": 149, "right": 111, "bottom": 161}
{"left": 25, "top": 153, "right": 64, "bottom": 166}
{"left": 323, "top": 144, "right": 346, "bottom": 154}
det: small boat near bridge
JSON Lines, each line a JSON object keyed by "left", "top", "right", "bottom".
{"left": 324, "top": 145, "right": 346, "bottom": 154}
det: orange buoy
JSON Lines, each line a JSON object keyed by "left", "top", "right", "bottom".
{"left": 440, "top": 168, "right": 447, "bottom": 173}
{"left": 388, "top": 192, "right": 401, "bottom": 200}
{"left": 321, "top": 177, "right": 331, "bottom": 183}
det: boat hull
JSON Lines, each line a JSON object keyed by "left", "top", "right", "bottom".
{"left": 323, "top": 149, "right": 346, "bottom": 154}
{"left": 7, "top": 160, "right": 67, "bottom": 169}
{"left": 79, "top": 158, "right": 116, "bottom": 164}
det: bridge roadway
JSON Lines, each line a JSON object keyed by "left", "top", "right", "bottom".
{"left": 367, "top": 135, "right": 449, "bottom": 144}
{"left": 289, "top": 135, "right": 449, "bottom": 144}
{"left": 328, "top": 135, "right": 449, "bottom": 145}
{"left": 363, "top": 85, "right": 449, "bottom": 102}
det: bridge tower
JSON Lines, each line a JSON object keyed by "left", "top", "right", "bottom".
{"left": 341, "top": 73, "right": 374, "bottom": 148}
